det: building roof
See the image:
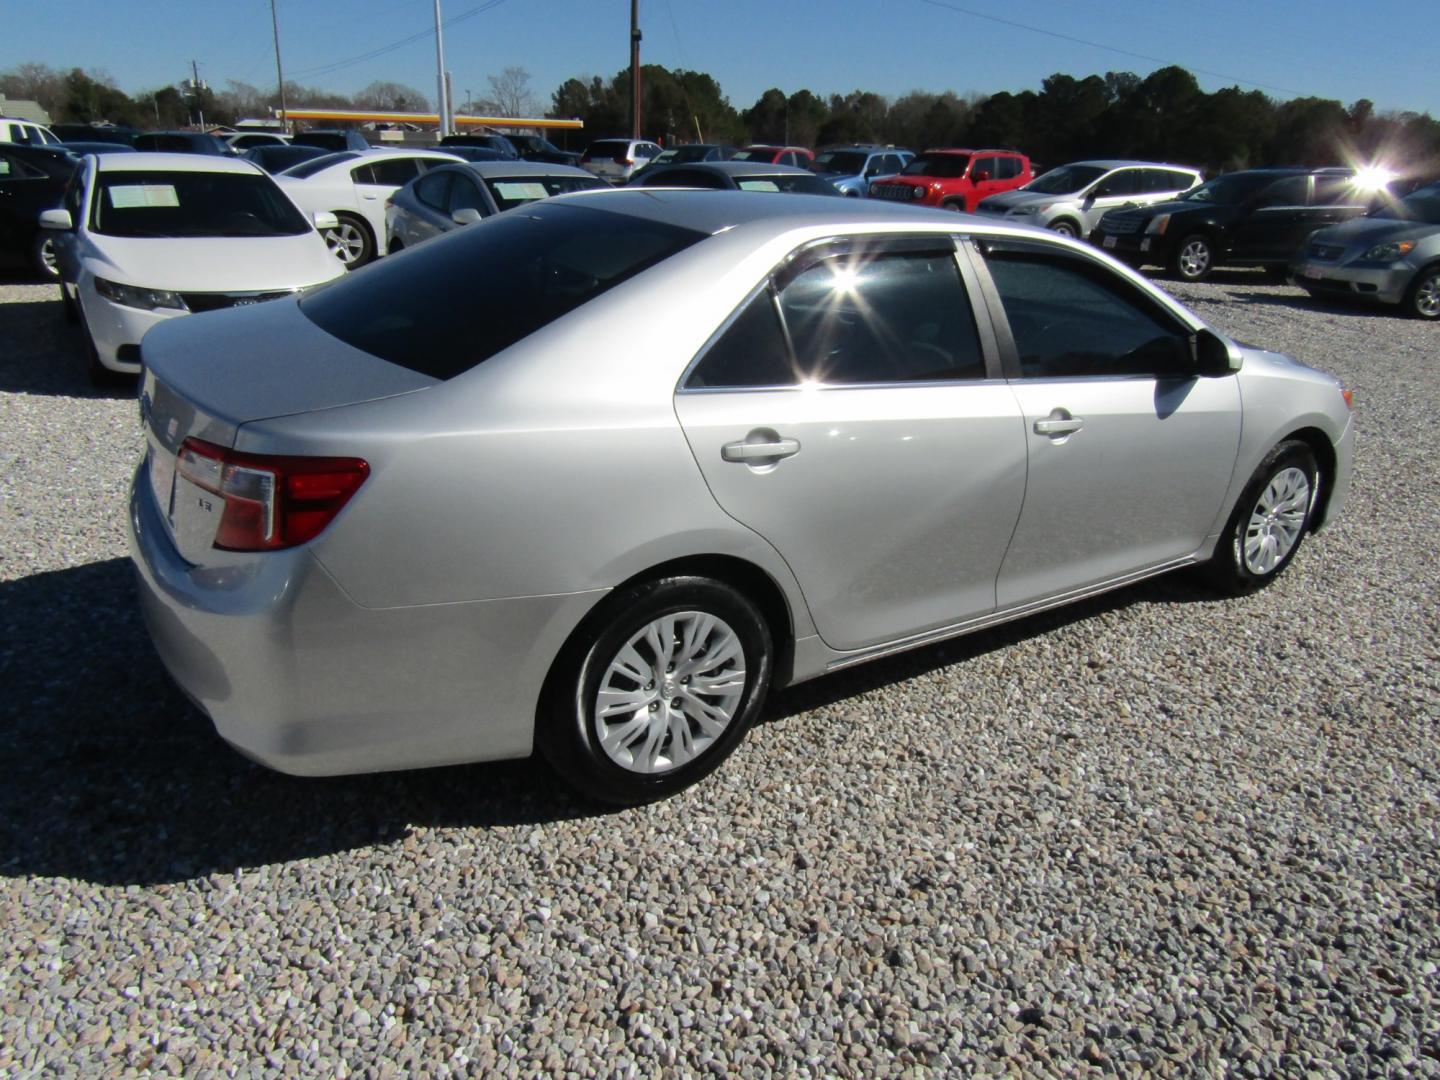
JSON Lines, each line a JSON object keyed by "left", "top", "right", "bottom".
{"left": 0, "top": 96, "right": 53, "bottom": 124}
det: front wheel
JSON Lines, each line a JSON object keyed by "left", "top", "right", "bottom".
{"left": 1048, "top": 219, "right": 1080, "bottom": 238}
{"left": 539, "top": 576, "right": 773, "bottom": 805}
{"left": 1204, "top": 440, "right": 1318, "bottom": 595}
{"left": 32, "top": 232, "right": 60, "bottom": 280}
{"left": 1170, "top": 233, "right": 1214, "bottom": 282}
{"left": 1404, "top": 266, "right": 1440, "bottom": 319}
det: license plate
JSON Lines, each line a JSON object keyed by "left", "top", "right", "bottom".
{"left": 147, "top": 445, "right": 176, "bottom": 519}
{"left": 1303, "top": 266, "right": 1322, "bottom": 280}
{"left": 1102, "top": 235, "right": 1117, "bottom": 249}
{"left": 1140, "top": 238, "right": 1152, "bottom": 252}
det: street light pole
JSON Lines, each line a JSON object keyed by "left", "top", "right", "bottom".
{"left": 433, "top": 0, "right": 451, "bottom": 136}
{"left": 269, "top": 0, "right": 289, "bottom": 133}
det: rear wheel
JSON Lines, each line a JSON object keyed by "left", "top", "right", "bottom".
{"left": 323, "top": 213, "right": 374, "bottom": 269}
{"left": 1169, "top": 233, "right": 1214, "bottom": 282}
{"left": 1205, "top": 440, "right": 1318, "bottom": 595}
{"left": 1404, "top": 266, "right": 1440, "bottom": 319}
{"left": 539, "top": 576, "right": 773, "bottom": 805}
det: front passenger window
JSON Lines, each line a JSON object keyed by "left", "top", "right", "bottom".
{"left": 983, "top": 249, "right": 1192, "bottom": 379}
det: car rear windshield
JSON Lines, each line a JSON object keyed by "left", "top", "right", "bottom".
{"left": 734, "top": 173, "right": 836, "bottom": 195}
{"left": 901, "top": 154, "right": 970, "bottom": 178}
{"left": 1025, "top": 164, "right": 1107, "bottom": 195}
{"left": 809, "top": 151, "right": 866, "bottom": 175}
{"left": 583, "top": 140, "right": 632, "bottom": 162}
{"left": 298, "top": 203, "right": 704, "bottom": 379}
{"left": 281, "top": 151, "right": 360, "bottom": 178}
{"left": 482, "top": 174, "right": 607, "bottom": 210}
{"left": 90, "top": 171, "right": 311, "bottom": 237}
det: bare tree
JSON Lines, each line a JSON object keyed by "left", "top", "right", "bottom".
{"left": 480, "top": 67, "right": 537, "bottom": 118}
{"left": 353, "top": 80, "right": 431, "bottom": 112}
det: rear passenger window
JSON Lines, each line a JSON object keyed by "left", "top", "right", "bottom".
{"left": 779, "top": 249, "right": 985, "bottom": 384}
{"left": 983, "top": 248, "right": 1191, "bottom": 379}
{"left": 1097, "top": 170, "right": 1141, "bottom": 197}
{"left": 1312, "top": 177, "right": 1364, "bottom": 207}
{"left": 1154, "top": 169, "right": 1196, "bottom": 193}
{"left": 365, "top": 158, "right": 423, "bottom": 186}
{"left": 413, "top": 171, "right": 451, "bottom": 210}
{"left": 686, "top": 290, "right": 793, "bottom": 388}
{"left": 996, "top": 156, "right": 1021, "bottom": 180}
{"left": 1253, "top": 176, "right": 1308, "bottom": 208}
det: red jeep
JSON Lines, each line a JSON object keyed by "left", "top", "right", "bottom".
{"left": 868, "top": 149, "right": 1032, "bottom": 211}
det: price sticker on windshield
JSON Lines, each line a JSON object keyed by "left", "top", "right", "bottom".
{"left": 109, "top": 185, "right": 180, "bottom": 209}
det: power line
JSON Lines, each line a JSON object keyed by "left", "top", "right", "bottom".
{"left": 286, "top": 0, "right": 513, "bottom": 83}
{"left": 916, "top": 0, "right": 1304, "bottom": 97}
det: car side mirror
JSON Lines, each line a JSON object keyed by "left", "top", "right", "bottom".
{"left": 1192, "top": 329, "right": 1240, "bottom": 376}
{"left": 973, "top": 169, "right": 991, "bottom": 182}
{"left": 451, "top": 208, "right": 483, "bottom": 226}
{"left": 38, "top": 208, "right": 73, "bottom": 231}
{"left": 312, "top": 210, "right": 339, "bottom": 231}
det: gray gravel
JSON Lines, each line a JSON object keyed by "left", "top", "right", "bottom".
{"left": 1, "top": 267, "right": 1438, "bottom": 1077}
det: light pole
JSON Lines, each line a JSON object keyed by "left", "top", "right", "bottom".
{"left": 630, "top": 0, "right": 641, "bottom": 139}
{"left": 270, "top": 0, "right": 289, "bottom": 132}
{"left": 433, "top": 0, "right": 451, "bottom": 136}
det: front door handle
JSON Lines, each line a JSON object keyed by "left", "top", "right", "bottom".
{"left": 721, "top": 436, "right": 800, "bottom": 463}
{"left": 1034, "top": 410, "right": 1084, "bottom": 437}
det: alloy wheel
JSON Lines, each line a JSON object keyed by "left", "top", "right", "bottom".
{"left": 325, "top": 223, "right": 366, "bottom": 266}
{"left": 592, "top": 610, "right": 746, "bottom": 774}
{"left": 1242, "top": 467, "right": 1311, "bottom": 576}
{"left": 1178, "top": 239, "right": 1211, "bottom": 279}
{"left": 1413, "top": 272, "right": 1440, "bottom": 319}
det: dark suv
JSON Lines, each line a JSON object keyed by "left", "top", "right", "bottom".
{"left": 1092, "top": 167, "right": 1374, "bottom": 281}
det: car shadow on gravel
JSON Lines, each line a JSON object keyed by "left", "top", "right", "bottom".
{"left": 0, "top": 559, "right": 598, "bottom": 888}
{"left": 1217, "top": 289, "right": 1403, "bottom": 320}
{"left": 0, "top": 284, "right": 136, "bottom": 399}
{"left": 0, "top": 558, "right": 1225, "bottom": 887}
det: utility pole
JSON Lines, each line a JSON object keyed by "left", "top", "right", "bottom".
{"left": 629, "top": 0, "right": 641, "bottom": 139}
{"left": 189, "top": 59, "right": 206, "bottom": 131}
{"left": 269, "top": 0, "right": 289, "bottom": 133}
{"left": 433, "top": 0, "right": 451, "bottom": 137}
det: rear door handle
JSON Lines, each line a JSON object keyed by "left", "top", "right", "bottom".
{"left": 721, "top": 437, "right": 800, "bottom": 462}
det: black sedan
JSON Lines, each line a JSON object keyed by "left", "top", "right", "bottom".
{"left": 0, "top": 143, "right": 77, "bottom": 279}
{"left": 627, "top": 161, "right": 841, "bottom": 196}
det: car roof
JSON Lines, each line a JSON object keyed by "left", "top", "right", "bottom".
{"left": 94, "top": 152, "right": 262, "bottom": 174}
{"left": 646, "top": 161, "right": 815, "bottom": 177}
{"left": 550, "top": 187, "right": 1034, "bottom": 236}
{"left": 446, "top": 160, "right": 593, "bottom": 178}
{"left": 1054, "top": 159, "right": 1201, "bottom": 171}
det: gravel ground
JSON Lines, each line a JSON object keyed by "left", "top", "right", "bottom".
{"left": 1, "top": 267, "right": 1437, "bottom": 1078}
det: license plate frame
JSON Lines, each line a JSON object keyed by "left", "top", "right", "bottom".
{"left": 1102, "top": 235, "right": 1117, "bottom": 249}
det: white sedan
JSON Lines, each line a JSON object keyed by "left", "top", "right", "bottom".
{"left": 274, "top": 148, "right": 462, "bottom": 268}
{"left": 43, "top": 152, "right": 344, "bottom": 381}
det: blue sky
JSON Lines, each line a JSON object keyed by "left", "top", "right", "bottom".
{"left": 5, "top": 0, "right": 1436, "bottom": 118}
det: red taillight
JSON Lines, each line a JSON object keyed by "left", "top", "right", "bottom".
{"left": 177, "top": 438, "right": 369, "bottom": 552}
{"left": 619, "top": 156, "right": 633, "bottom": 166}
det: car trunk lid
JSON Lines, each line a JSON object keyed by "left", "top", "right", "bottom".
{"left": 139, "top": 297, "right": 435, "bottom": 562}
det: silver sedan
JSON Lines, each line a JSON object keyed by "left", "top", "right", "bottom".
{"left": 129, "top": 191, "right": 1355, "bottom": 804}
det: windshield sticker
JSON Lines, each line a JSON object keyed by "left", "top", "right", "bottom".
{"left": 491, "top": 181, "right": 550, "bottom": 202}
{"left": 108, "top": 184, "right": 181, "bottom": 209}
{"left": 737, "top": 180, "right": 781, "bottom": 193}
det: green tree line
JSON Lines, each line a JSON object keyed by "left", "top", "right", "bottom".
{"left": 7, "top": 58, "right": 1439, "bottom": 176}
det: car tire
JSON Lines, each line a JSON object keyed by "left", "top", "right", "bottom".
{"left": 388, "top": 237, "right": 404, "bottom": 253}
{"left": 539, "top": 575, "right": 774, "bottom": 805}
{"left": 323, "top": 213, "right": 375, "bottom": 269}
{"left": 1403, "top": 265, "right": 1440, "bottom": 320}
{"left": 76, "top": 299, "right": 116, "bottom": 386}
{"left": 1204, "top": 439, "right": 1318, "bottom": 595}
{"left": 1169, "top": 233, "right": 1214, "bottom": 282}
{"left": 32, "top": 232, "right": 60, "bottom": 280}
{"left": 1048, "top": 219, "right": 1081, "bottom": 238}
{"left": 941, "top": 199, "right": 965, "bottom": 212}
{"left": 59, "top": 283, "right": 78, "bottom": 325}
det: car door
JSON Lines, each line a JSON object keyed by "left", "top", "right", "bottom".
{"left": 1309, "top": 175, "right": 1370, "bottom": 234}
{"left": 0, "top": 149, "right": 43, "bottom": 256}
{"left": 971, "top": 238, "right": 1242, "bottom": 608}
{"left": 674, "top": 236, "right": 1027, "bottom": 651}
{"left": 1079, "top": 168, "right": 1144, "bottom": 234}
{"left": 1230, "top": 175, "right": 1311, "bottom": 261}
{"left": 352, "top": 157, "right": 425, "bottom": 250}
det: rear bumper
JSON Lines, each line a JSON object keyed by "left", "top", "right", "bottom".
{"left": 1289, "top": 260, "right": 1413, "bottom": 305}
{"left": 128, "top": 461, "right": 606, "bottom": 776}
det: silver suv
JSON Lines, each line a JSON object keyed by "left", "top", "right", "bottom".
{"left": 580, "top": 138, "right": 663, "bottom": 184}
{"left": 976, "top": 160, "right": 1201, "bottom": 239}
